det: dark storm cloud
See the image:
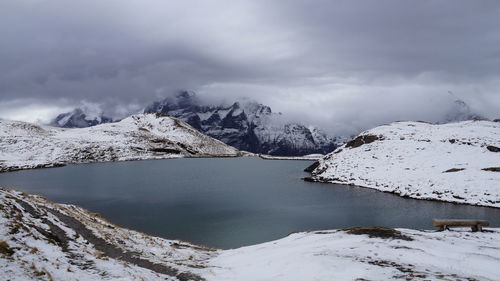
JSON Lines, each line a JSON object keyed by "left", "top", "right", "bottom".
{"left": 266, "top": 0, "right": 500, "bottom": 79}
{"left": 0, "top": 0, "right": 499, "bottom": 132}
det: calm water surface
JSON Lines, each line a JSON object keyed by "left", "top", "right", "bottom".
{"left": 1, "top": 157, "right": 499, "bottom": 249}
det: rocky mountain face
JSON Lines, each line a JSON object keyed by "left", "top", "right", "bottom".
{"left": 0, "top": 113, "right": 240, "bottom": 172}
{"left": 144, "top": 92, "right": 338, "bottom": 156}
{"left": 51, "top": 107, "right": 113, "bottom": 128}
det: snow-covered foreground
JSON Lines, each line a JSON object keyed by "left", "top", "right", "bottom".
{"left": 0, "top": 113, "right": 241, "bottom": 172}
{"left": 1, "top": 188, "right": 500, "bottom": 281}
{"left": 307, "top": 120, "right": 500, "bottom": 208}
{"left": 0, "top": 188, "right": 215, "bottom": 281}
{"left": 209, "top": 227, "right": 500, "bottom": 281}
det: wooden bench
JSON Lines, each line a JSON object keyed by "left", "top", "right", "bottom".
{"left": 432, "top": 219, "right": 489, "bottom": 232}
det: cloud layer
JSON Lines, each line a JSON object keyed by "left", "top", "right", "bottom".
{"left": 1, "top": 0, "right": 499, "bottom": 134}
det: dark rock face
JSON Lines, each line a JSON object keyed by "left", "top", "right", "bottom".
{"left": 342, "top": 226, "right": 413, "bottom": 241}
{"left": 443, "top": 168, "right": 466, "bottom": 173}
{"left": 51, "top": 108, "right": 113, "bottom": 128}
{"left": 482, "top": 167, "right": 500, "bottom": 172}
{"left": 144, "top": 91, "right": 338, "bottom": 156}
{"left": 304, "top": 161, "right": 320, "bottom": 172}
{"left": 487, "top": 145, "right": 500, "bottom": 152}
{"left": 345, "top": 134, "right": 381, "bottom": 149}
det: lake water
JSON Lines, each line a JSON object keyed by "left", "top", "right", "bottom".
{"left": 1, "top": 157, "right": 499, "bottom": 249}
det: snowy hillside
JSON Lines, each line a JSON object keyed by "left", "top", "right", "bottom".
{"left": 209, "top": 226, "right": 500, "bottom": 281}
{"left": 1, "top": 188, "right": 499, "bottom": 281}
{"left": 144, "top": 91, "right": 339, "bottom": 156}
{"left": 306, "top": 120, "right": 500, "bottom": 207}
{"left": 0, "top": 113, "right": 240, "bottom": 172}
{"left": 0, "top": 188, "right": 214, "bottom": 281}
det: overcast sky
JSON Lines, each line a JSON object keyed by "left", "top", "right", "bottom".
{"left": 1, "top": 0, "right": 499, "bottom": 134}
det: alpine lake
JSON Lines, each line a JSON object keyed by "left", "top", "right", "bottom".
{"left": 1, "top": 157, "right": 499, "bottom": 249}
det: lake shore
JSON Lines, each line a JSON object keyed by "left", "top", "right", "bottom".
{"left": 1, "top": 187, "right": 499, "bottom": 281}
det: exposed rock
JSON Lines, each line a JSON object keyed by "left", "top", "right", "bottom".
{"left": 342, "top": 226, "right": 413, "bottom": 241}
{"left": 487, "top": 145, "right": 499, "bottom": 152}
{"left": 443, "top": 168, "right": 465, "bottom": 173}
{"left": 304, "top": 161, "right": 320, "bottom": 172}
{"left": 482, "top": 167, "right": 500, "bottom": 172}
{"left": 345, "top": 134, "right": 381, "bottom": 149}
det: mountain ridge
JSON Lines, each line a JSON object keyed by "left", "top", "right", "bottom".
{"left": 0, "top": 113, "right": 241, "bottom": 172}
{"left": 144, "top": 91, "right": 339, "bottom": 156}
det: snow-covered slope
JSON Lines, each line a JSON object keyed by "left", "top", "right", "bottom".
{"left": 306, "top": 120, "right": 500, "bottom": 207}
{"left": 2, "top": 188, "right": 499, "bottom": 281}
{"left": 0, "top": 188, "right": 214, "bottom": 281}
{"left": 209, "top": 227, "right": 500, "bottom": 281}
{"left": 0, "top": 113, "right": 240, "bottom": 172}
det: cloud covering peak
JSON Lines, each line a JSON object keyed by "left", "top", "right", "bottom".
{"left": 0, "top": 0, "right": 499, "bottom": 133}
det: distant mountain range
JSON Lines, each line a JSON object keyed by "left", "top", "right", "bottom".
{"left": 143, "top": 91, "right": 339, "bottom": 156}
{"left": 48, "top": 91, "right": 487, "bottom": 156}
{"left": 51, "top": 107, "right": 113, "bottom": 128}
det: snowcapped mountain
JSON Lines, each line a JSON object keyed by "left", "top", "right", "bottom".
{"left": 144, "top": 91, "right": 339, "bottom": 156}
{"left": 443, "top": 93, "right": 484, "bottom": 123}
{"left": 51, "top": 106, "right": 113, "bottom": 128}
{"left": 0, "top": 113, "right": 240, "bottom": 172}
{"left": 306, "top": 120, "right": 500, "bottom": 207}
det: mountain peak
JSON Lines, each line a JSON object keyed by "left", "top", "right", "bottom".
{"left": 50, "top": 105, "right": 113, "bottom": 128}
{"left": 143, "top": 91, "right": 338, "bottom": 156}
{"left": 444, "top": 92, "right": 484, "bottom": 123}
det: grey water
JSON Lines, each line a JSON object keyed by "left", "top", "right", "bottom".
{"left": 1, "top": 157, "right": 499, "bottom": 249}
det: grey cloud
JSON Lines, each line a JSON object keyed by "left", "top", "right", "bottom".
{"left": 0, "top": 0, "right": 499, "bottom": 133}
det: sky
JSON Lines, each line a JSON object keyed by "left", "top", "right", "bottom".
{"left": 0, "top": 0, "right": 499, "bottom": 134}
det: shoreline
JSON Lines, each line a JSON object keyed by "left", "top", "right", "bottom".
{"left": 1, "top": 187, "right": 499, "bottom": 281}
{"left": 303, "top": 175, "right": 500, "bottom": 209}
{"left": 0, "top": 153, "right": 320, "bottom": 174}
{"left": 0, "top": 153, "right": 250, "bottom": 174}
